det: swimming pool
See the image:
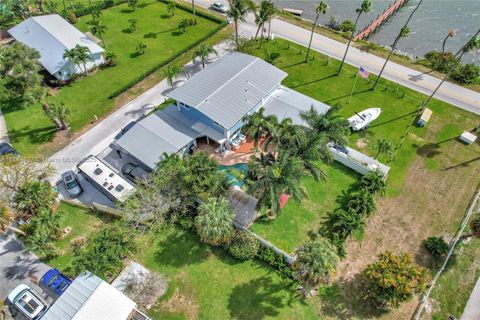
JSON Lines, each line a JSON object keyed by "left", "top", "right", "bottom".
{"left": 219, "top": 163, "right": 248, "bottom": 187}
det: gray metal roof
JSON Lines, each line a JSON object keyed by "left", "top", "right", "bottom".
{"left": 263, "top": 86, "right": 331, "bottom": 126}
{"left": 227, "top": 190, "right": 258, "bottom": 227}
{"left": 41, "top": 272, "right": 102, "bottom": 320}
{"left": 168, "top": 52, "right": 287, "bottom": 129}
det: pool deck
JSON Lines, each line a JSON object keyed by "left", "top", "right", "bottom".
{"left": 197, "top": 141, "right": 254, "bottom": 166}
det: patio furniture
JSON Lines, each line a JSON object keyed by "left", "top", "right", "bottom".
{"left": 460, "top": 131, "right": 478, "bottom": 145}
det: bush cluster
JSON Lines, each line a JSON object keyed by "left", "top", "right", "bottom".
{"left": 423, "top": 50, "right": 479, "bottom": 84}
{"left": 71, "top": 0, "right": 128, "bottom": 17}
{"left": 227, "top": 230, "right": 260, "bottom": 260}
{"left": 256, "top": 246, "right": 295, "bottom": 279}
{"left": 423, "top": 236, "right": 449, "bottom": 258}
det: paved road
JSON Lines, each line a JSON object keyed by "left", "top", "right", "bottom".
{"left": 199, "top": 0, "right": 480, "bottom": 115}
{"left": 0, "top": 233, "right": 51, "bottom": 302}
{"left": 461, "top": 276, "right": 480, "bottom": 320}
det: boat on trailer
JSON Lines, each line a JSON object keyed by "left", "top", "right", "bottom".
{"left": 347, "top": 108, "right": 381, "bottom": 131}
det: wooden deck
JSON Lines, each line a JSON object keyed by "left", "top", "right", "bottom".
{"left": 354, "top": 0, "right": 407, "bottom": 41}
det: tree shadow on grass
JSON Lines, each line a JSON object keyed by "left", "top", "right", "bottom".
{"left": 171, "top": 30, "right": 184, "bottom": 37}
{"left": 153, "top": 230, "right": 211, "bottom": 268}
{"left": 367, "top": 110, "right": 417, "bottom": 129}
{"left": 144, "top": 28, "right": 177, "bottom": 38}
{"left": 8, "top": 126, "right": 57, "bottom": 146}
{"left": 320, "top": 274, "right": 388, "bottom": 320}
{"left": 289, "top": 73, "right": 337, "bottom": 89}
{"left": 414, "top": 143, "right": 442, "bottom": 158}
{"left": 323, "top": 89, "right": 372, "bottom": 104}
{"left": 228, "top": 274, "right": 302, "bottom": 320}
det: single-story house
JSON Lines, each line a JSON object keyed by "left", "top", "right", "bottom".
{"left": 41, "top": 271, "right": 149, "bottom": 320}
{"left": 112, "top": 52, "right": 330, "bottom": 171}
{"left": 8, "top": 14, "right": 105, "bottom": 81}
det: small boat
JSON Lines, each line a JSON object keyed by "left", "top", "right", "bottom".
{"left": 283, "top": 8, "right": 303, "bottom": 16}
{"left": 347, "top": 108, "right": 381, "bottom": 131}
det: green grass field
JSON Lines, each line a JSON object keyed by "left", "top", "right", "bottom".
{"left": 2, "top": 1, "right": 220, "bottom": 155}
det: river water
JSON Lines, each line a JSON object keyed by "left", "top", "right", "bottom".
{"left": 276, "top": 0, "right": 480, "bottom": 64}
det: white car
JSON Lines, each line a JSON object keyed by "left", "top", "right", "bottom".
{"left": 211, "top": 2, "right": 227, "bottom": 13}
{"left": 7, "top": 284, "right": 48, "bottom": 319}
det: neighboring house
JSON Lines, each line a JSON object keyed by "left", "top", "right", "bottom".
{"left": 112, "top": 52, "right": 330, "bottom": 171}
{"left": 41, "top": 271, "right": 150, "bottom": 320}
{"left": 8, "top": 14, "right": 105, "bottom": 81}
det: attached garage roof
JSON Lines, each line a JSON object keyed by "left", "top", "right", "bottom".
{"left": 168, "top": 52, "right": 287, "bottom": 129}
{"left": 8, "top": 14, "right": 104, "bottom": 75}
{"left": 42, "top": 272, "right": 136, "bottom": 320}
{"left": 263, "top": 87, "right": 331, "bottom": 126}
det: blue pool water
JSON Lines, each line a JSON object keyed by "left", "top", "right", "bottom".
{"left": 219, "top": 163, "right": 248, "bottom": 187}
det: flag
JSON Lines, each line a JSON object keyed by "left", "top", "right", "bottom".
{"left": 359, "top": 67, "right": 369, "bottom": 79}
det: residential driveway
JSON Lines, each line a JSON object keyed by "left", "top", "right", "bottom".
{"left": 0, "top": 233, "right": 52, "bottom": 302}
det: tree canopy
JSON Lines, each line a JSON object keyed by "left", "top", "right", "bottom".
{"left": 195, "top": 197, "right": 235, "bottom": 246}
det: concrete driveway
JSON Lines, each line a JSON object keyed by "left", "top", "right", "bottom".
{"left": 0, "top": 233, "right": 52, "bottom": 303}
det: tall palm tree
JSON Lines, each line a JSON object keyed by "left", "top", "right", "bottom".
{"left": 294, "top": 238, "right": 339, "bottom": 296}
{"left": 241, "top": 106, "right": 277, "bottom": 149}
{"left": 63, "top": 47, "right": 82, "bottom": 75}
{"left": 162, "top": 65, "right": 182, "bottom": 89}
{"left": 372, "top": 0, "right": 423, "bottom": 90}
{"left": 246, "top": 152, "right": 306, "bottom": 214}
{"left": 192, "top": 44, "right": 218, "bottom": 69}
{"left": 90, "top": 19, "right": 108, "bottom": 48}
{"left": 227, "top": 0, "right": 254, "bottom": 50}
{"left": 306, "top": 1, "right": 328, "bottom": 62}
{"left": 253, "top": 0, "right": 276, "bottom": 43}
{"left": 337, "top": 0, "right": 371, "bottom": 75}
{"left": 43, "top": 103, "right": 70, "bottom": 130}
{"left": 74, "top": 45, "right": 92, "bottom": 76}
{"left": 441, "top": 29, "right": 456, "bottom": 55}
{"left": 194, "top": 197, "right": 235, "bottom": 246}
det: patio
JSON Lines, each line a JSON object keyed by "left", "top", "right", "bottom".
{"left": 196, "top": 138, "right": 254, "bottom": 166}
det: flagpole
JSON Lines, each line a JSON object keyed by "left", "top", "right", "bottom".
{"left": 349, "top": 73, "right": 358, "bottom": 104}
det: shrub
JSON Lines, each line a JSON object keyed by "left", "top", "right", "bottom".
{"left": 363, "top": 251, "right": 430, "bottom": 308}
{"left": 22, "top": 208, "right": 62, "bottom": 259}
{"left": 71, "top": 236, "right": 88, "bottom": 253}
{"left": 451, "top": 63, "right": 480, "bottom": 84}
{"left": 424, "top": 50, "right": 460, "bottom": 73}
{"left": 326, "top": 16, "right": 340, "bottom": 31}
{"left": 67, "top": 11, "right": 78, "bottom": 24}
{"left": 340, "top": 20, "right": 355, "bottom": 33}
{"left": 256, "top": 246, "right": 294, "bottom": 279}
{"left": 227, "top": 230, "right": 260, "bottom": 260}
{"left": 14, "top": 181, "right": 56, "bottom": 215}
{"left": 423, "top": 236, "right": 449, "bottom": 257}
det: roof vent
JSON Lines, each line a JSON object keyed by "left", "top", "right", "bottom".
{"left": 115, "top": 185, "right": 124, "bottom": 192}
{"left": 94, "top": 168, "right": 103, "bottom": 175}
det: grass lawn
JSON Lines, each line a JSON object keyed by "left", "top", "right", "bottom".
{"left": 2, "top": 1, "right": 221, "bottom": 155}
{"left": 250, "top": 162, "right": 359, "bottom": 253}
{"left": 47, "top": 202, "right": 110, "bottom": 276}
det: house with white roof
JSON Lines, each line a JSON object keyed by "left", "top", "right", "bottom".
{"left": 41, "top": 271, "right": 150, "bottom": 320}
{"left": 8, "top": 14, "right": 105, "bottom": 81}
{"left": 112, "top": 52, "right": 330, "bottom": 171}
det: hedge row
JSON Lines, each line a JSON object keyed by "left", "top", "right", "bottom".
{"left": 108, "top": 20, "right": 228, "bottom": 98}
{"left": 158, "top": 0, "right": 226, "bottom": 24}
{"left": 70, "top": 0, "right": 128, "bottom": 17}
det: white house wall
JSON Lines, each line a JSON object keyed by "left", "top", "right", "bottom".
{"left": 54, "top": 53, "right": 104, "bottom": 80}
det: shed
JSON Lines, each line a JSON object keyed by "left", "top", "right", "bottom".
{"left": 417, "top": 108, "right": 432, "bottom": 127}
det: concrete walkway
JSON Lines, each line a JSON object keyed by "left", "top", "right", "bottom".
{"left": 461, "top": 276, "right": 480, "bottom": 320}
{"left": 49, "top": 42, "right": 230, "bottom": 182}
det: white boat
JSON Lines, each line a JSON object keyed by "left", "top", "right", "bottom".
{"left": 347, "top": 108, "right": 381, "bottom": 131}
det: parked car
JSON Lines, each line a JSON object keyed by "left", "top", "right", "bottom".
{"left": 62, "top": 170, "right": 82, "bottom": 198}
{"left": 121, "top": 163, "right": 148, "bottom": 182}
{"left": 40, "top": 269, "right": 72, "bottom": 296}
{"left": 0, "top": 142, "right": 19, "bottom": 156}
{"left": 7, "top": 284, "right": 48, "bottom": 320}
{"left": 211, "top": 1, "right": 227, "bottom": 13}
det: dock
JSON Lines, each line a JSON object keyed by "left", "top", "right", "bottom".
{"left": 283, "top": 8, "right": 303, "bottom": 16}
{"left": 354, "top": 0, "right": 408, "bottom": 41}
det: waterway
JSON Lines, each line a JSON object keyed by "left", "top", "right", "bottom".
{"left": 277, "top": 0, "right": 480, "bottom": 64}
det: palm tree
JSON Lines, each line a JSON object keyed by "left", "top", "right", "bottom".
{"left": 441, "top": 29, "right": 456, "bottom": 55}
{"left": 357, "top": 169, "right": 387, "bottom": 195}
{"left": 253, "top": 0, "right": 276, "bottom": 43}
{"left": 337, "top": 0, "right": 371, "bottom": 75}
{"left": 194, "top": 197, "right": 235, "bottom": 246}
{"left": 178, "top": 18, "right": 190, "bottom": 33}
{"left": 42, "top": 103, "right": 70, "bottom": 130}
{"left": 192, "top": 44, "right": 218, "bottom": 69}
{"left": 374, "top": 138, "right": 393, "bottom": 159}
{"left": 90, "top": 19, "right": 108, "bottom": 48}
{"left": 162, "top": 65, "right": 181, "bottom": 89}
{"left": 306, "top": 1, "right": 328, "bottom": 62}
{"left": 465, "top": 35, "right": 480, "bottom": 64}
{"left": 105, "top": 51, "right": 117, "bottom": 66}
{"left": 63, "top": 47, "right": 82, "bottom": 75}
{"left": 167, "top": 2, "right": 175, "bottom": 16}
{"left": 13, "top": 182, "right": 56, "bottom": 215}
{"left": 246, "top": 152, "right": 306, "bottom": 214}
{"left": 347, "top": 190, "right": 376, "bottom": 217}
{"left": 300, "top": 104, "right": 350, "bottom": 146}
{"left": 42, "top": 103, "right": 62, "bottom": 130}
{"left": 227, "top": 0, "right": 254, "bottom": 50}
{"left": 128, "top": 0, "right": 138, "bottom": 11}
{"left": 372, "top": 0, "right": 423, "bottom": 90}
{"left": 129, "top": 17, "right": 138, "bottom": 32}
{"left": 241, "top": 107, "right": 277, "bottom": 149}
{"left": 294, "top": 238, "right": 339, "bottom": 297}
{"left": 191, "top": 0, "right": 196, "bottom": 25}
{"left": 74, "top": 45, "right": 92, "bottom": 76}
{"left": 330, "top": 208, "right": 365, "bottom": 240}
{"left": 136, "top": 42, "right": 147, "bottom": 55}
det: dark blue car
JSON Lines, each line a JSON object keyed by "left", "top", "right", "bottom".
{"left": 40, "top": 269, "right": 72, "bottom": 296}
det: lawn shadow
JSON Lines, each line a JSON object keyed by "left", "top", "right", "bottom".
{"left": 319, "top": 274, "right": 388, "bottom": 320}
{"left": 414, "top": 143, "right": 442, "bottom": 158}
{"left": 160, "top": 13, "right": 171, "bottom": 19}
{"left": 228, "top": 274, "right": 301, "bottom": 319}
{"left": 171, "top": 30, "right": 184, "bottom": 37}
{"left": 368, "top": 110, "right": 417, "bottom": 129}
{"left": 130, "top": 51, "right": 143, "bottom": 58}
{"left": 443, "top": 156, "right": 480, "bottom": 171}
{"left": 144, "top": 28, "right": 177, "bottom": 38}
{"left": 323, "top": 89, "right": 372, "bottom": 104}
{"left": 120, "top": 8, "right": 135, "bottom": 13}
{"left": 289, "top": 73, "right": 337, "bottom": 89}
{"left": 154, "top": 230, "right": 211, "bottom": 268}
{"left": 281, "top": 60, "right": 305, "bottom": 69}
{"left": 8, "top": 125, "right": 57, "bottom": 146}
{"left": 122, "top": 28, "right": 134, "bottom": 34}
